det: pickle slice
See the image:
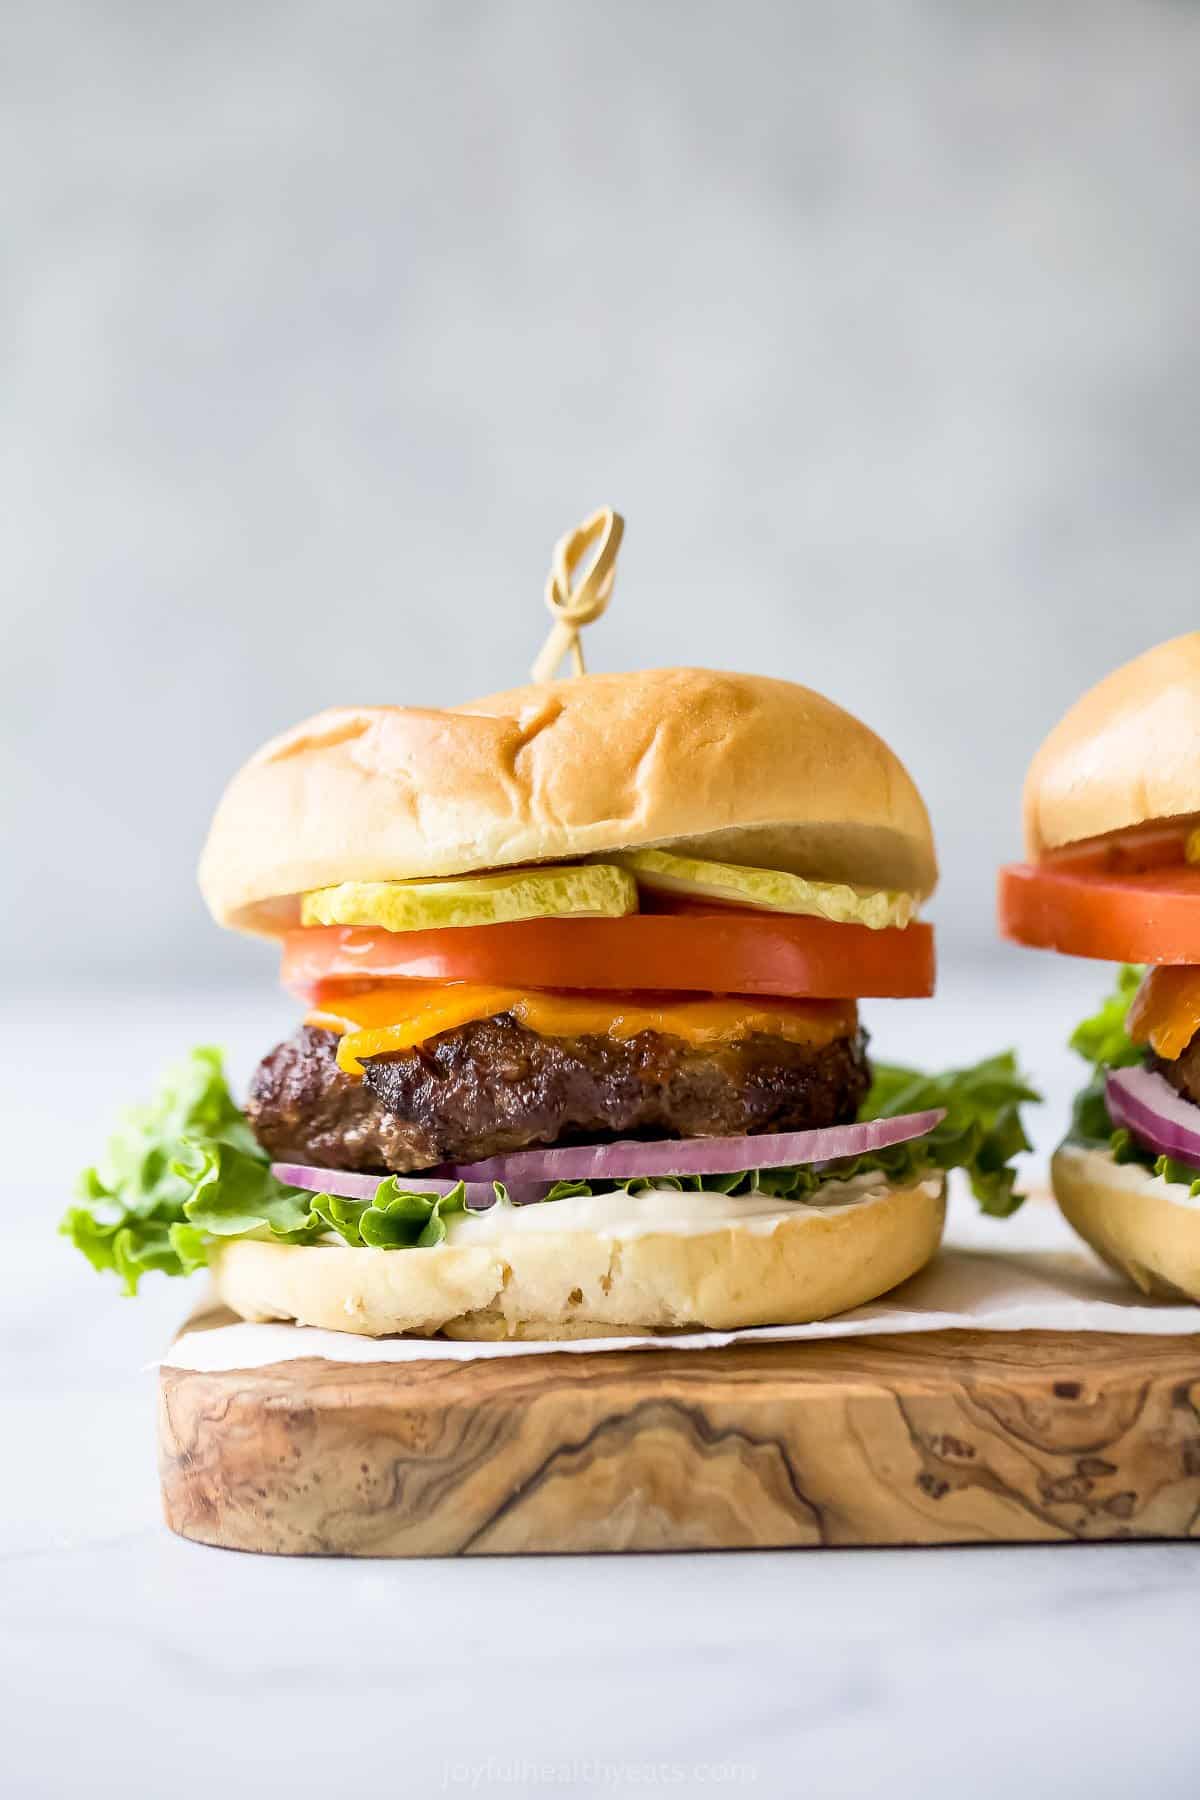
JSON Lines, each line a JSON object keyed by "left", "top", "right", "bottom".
{"left": 301, "top": 864, "right": 638, "bottom": 934}
{"left": 617, "top": 848, "right": 915, "bottom": 930}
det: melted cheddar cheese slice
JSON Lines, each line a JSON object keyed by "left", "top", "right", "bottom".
{"left": 1127, "top": 965, "right": 1200, "bottom": 1061}
{"left": 308, "top": 982, "right": 858, "bottom": 1077}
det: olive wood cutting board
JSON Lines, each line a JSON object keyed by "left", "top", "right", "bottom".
{"left": 158, "top": 1307, "right": 1200, "bottom": 1555}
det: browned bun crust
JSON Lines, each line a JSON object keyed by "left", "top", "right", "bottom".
{"left": 199, "top": 668, "right": 937, "bottom": 934}
{"left": 1024, "top": 633, "right": 1200, "bottom": 858}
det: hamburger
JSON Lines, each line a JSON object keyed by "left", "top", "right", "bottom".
{"left": 65, "top": 526, "right": 1033, "bottom": 1339}
{"left": 999, "top": 631, "right": 1200, "bottom": 1300}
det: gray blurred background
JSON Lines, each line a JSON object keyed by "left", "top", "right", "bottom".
{"left": 5, "top": 0, "right": 1200, "bottom": 993}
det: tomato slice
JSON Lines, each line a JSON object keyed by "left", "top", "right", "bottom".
{"left": 1040, "top": 822, "right": 1193, "bottom": 876}
{"left": 998, "top": 860, "right": 1200, "bottom": 963}
{"left": 281, "top": 913, "right": 935, "bottom": 1002}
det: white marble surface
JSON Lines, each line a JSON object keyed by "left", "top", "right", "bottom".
{"left": 6, "top": 962, "right": 1200, "bottom": 1799}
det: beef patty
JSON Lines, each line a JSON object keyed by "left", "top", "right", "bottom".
{"left": 1150, "top": 1037, "right": 1200, "bottom": 1110}
{"left": 247, "top": 1016, "right": 871, "bottom": 1174}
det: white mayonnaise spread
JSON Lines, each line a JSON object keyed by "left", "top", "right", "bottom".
{"left": 1055, "top": 1142, "right": 1200, "bottom": 1209}
{"left": 443, "top": 1172, "right": 933, "bottom": 1244}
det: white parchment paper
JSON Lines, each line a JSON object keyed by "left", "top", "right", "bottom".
{"left": 163, "top": 1190, "right": 1200, "bottom": 1370}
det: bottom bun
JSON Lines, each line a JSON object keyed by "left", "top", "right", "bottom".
{"left": 209, "top": 1176, "right": 946, "bottom": 1340}
{"left": 1052, "top": 1143, "right": 1200, "bottom": 1301}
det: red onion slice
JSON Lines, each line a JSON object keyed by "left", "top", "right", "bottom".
{"left": 438, "top": 1109, "right": 945, "bottom": 1187}
{"left": 269, "top": 1163, "right": 539, "bottom": 1212}
{"left": 1104, "top": 1067, "right": 1200, "bottom": 1171}
{"left": 273, "top": 1108, "right": 945, "bottom": 1216}
{"left": 272, "top": 1164, "right": 389, "bottom": 1202}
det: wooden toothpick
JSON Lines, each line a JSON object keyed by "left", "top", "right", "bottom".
{"left": 532, "top": 507, "right": 625, "bottom": 682}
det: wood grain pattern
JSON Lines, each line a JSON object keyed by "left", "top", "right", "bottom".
{"left": 158, "top": 1320, "right": 1200, "bottom": 1555}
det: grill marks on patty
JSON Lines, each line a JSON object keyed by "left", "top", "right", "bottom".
{"left": 246, "top": 1015, "right": 871, "bottom": 1175}
{"left": 247, "top": 1025, "right": 442, "bottom": 1174}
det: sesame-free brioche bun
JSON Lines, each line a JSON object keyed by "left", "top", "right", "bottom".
{"left": 1024, "top": 633, "right": 1200, "bottom": 859}
{"left": 198, "top": 668, "right": 937, "bottom": 934}
{"left": 1051, "top": 1143, "right": 1200, "bottom": 1302}
{"left": 208, "top": 1176, "right": 946, "bottom": 1339}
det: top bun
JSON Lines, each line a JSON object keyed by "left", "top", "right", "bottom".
{"left": 1024, "top": 633, "right": 1200, "bottom": 858}
{"left": 199, "top": 668, "right": 937, "bottom": 934}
